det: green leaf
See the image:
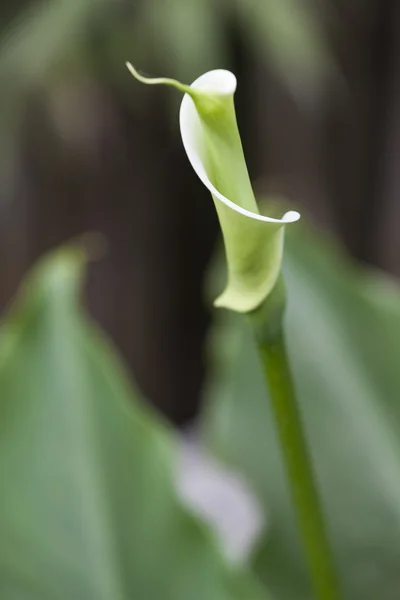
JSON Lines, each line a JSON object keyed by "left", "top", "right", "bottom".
{"left": 0, "top": 246, "right": 269, "bottom": 600}
{"left": 202, "top": 223, "right": 400, "bottom": 600}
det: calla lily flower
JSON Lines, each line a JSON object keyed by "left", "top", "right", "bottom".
{"left": 127, "top": 63, "right": 300, "bottom": 313}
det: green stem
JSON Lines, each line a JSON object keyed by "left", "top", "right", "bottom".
{"left": 256, "top": 330, "right": 342, "bottom": 600}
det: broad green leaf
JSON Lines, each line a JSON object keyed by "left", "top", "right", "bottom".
{"left": 0, "top": 247, "right": 269, "bottom": 600}
{"left": 202, "top": 224, "right": 400, "bottom": 600}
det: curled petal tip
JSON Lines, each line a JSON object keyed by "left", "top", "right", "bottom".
{"left": 282, "top": 210, "right": 301, "bottom": 223}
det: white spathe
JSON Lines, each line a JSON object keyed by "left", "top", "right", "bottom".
{"left": 179, "top": 69, "right": 300, "bottom": 225}
{"left": 127, "top": 63, "right": 301, "bottom": 312}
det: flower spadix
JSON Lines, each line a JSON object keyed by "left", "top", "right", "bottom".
{"left": 127, "top": 63, "right": 300, "bottom": 313}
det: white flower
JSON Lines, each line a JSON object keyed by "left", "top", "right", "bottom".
{"left": 127, "top": 64, "right": 300, "bottom": 313}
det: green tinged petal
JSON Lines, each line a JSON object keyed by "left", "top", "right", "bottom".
{"left": 127, "top": 63, "right": 299, "bottom": 313}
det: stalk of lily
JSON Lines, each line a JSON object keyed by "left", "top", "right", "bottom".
{"left": 127, "top": 63, "right": 342, "bottom": 600}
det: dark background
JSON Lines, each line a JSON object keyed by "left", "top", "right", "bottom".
{"left": 0, "top": 0, "right": 398, "bottom": 424}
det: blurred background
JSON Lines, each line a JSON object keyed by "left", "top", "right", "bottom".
{"left": 0, "top": 0, "right": 398, "bottom": 425}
